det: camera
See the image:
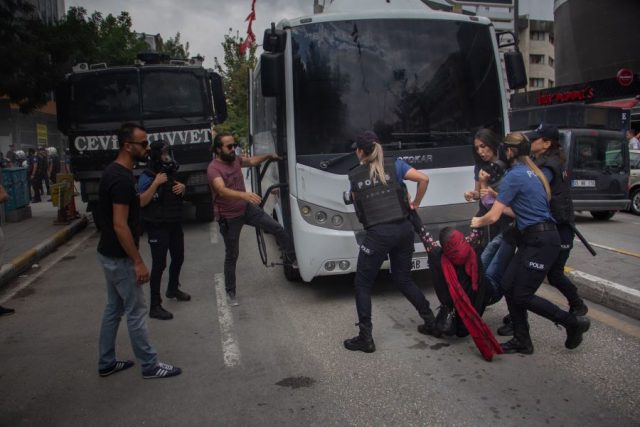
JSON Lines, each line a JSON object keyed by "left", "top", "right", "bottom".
{"left": 480, "top": 159, "right": 506, "bottom": 185}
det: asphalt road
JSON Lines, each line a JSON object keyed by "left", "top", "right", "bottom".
{"left": 1, "top": 216, "right": 639, "bottom": 426}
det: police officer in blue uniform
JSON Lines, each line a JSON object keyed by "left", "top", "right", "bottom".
{"left": 343, "top": 131, "right": 438, "bottom": 353}
{"left": 139, "top": 141, "right": 191, "bottom": 320}
{"left": 471, "top": 132, "right": 590, "bottom": 354}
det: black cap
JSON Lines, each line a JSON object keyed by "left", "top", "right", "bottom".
{"left": 525, "top": 123, "right": 559, "bottom": 142}
{"left": 351, "top": 130, "right": 378, "bottom": 151}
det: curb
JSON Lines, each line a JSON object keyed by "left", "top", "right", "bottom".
{"left": 567, "top": 269, "right": 640, "bottom": 321}
{"left": 0, "top": 215, "right": 89, "bottom": 289}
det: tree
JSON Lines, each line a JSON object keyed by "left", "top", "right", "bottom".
{"left": 214, "top": 29, "right": 257, "bottom": 143}
{"left": 0, "top": 5, "right": 148, "bottom": 113}
{"left": 161, "top": 32, "right": 190, "bottom": 60}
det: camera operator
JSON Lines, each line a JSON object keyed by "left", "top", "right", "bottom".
{"left": 343, "top": 130, "right": 438, "bottom": 354}
{"left": 139, "top": 141, "right": 191, "bottom": 321}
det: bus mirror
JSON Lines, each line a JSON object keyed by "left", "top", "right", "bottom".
{"left": 263, "top": 25, "right": 286, "bottom": 53}
{"left": 504, "top": 51, "right": 527, "bottom": 90}
{"left": 55, "top": 82, "right": 71, "bottom": 134}
{"left": 208, "top": 71, "right": 228, "bottom": 124}
{"left": 261, "top": 52, "right": 284, "bottom": 97}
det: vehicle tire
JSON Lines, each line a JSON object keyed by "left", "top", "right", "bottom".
{"left": 195, "top": 202, "right": 214, "bottom": 222}
{"left": 284, "top": 263, "right": 301, "bottom": 282}
{"left": 630, "top": 188, "right": 640, "bottom": 216}
{"left": 590, "top": 210, "right": 615, "bottom": 220}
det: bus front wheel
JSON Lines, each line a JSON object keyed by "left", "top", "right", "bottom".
{"left": 284, "top": 263, "right": 301, "bottom": 282}
{"left": 195, "top": 202, "right": 214, "bottom": 222}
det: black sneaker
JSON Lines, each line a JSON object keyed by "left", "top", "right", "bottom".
{"left": 166, "top": 289, "right": 191, "bottom": 301}
{"left": 142, "top": 362, "right": 182, "bottom": 379}
{"left": 99, "top": 360, "right": 135, "bottom": 377}
{"left": 226, "top": 291, "right": 239, "bottom": 307}
{"left": 0, "top": 306, "right": 15, "bottom": 317}
{"left": 565, "top": 315, "right": 590, "bottom": 349}
{"left": 343, "top": 335, "right": 376, "bottom": 353}
{"left": 149, "top": 305, "right": 173, "bottom": 320}
{"left": 500, "top": 337, "right": 534, "bottom": 354}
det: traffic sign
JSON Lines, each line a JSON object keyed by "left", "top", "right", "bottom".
{"left": 617, "top": 68, "right": 634, "bottom": 87}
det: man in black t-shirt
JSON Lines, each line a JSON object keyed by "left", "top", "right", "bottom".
{"left": 96, "top": 122, "right": 181, "bottom": 380}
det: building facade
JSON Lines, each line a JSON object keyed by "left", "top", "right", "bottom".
{"left": 518, "top": 16, "right": 555, "bottom": 90}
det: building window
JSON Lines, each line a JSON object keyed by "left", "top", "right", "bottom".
{"left": 549, "top": 34, "right": 555, "bottom": 45}
{"left": 549, "top": 57, "right": 554, "bottom": 67}
{"left": 531, "top": 31, "right": 545, "bottom": 41}
{"left": 548, "top": 79, "right": 555, "bottom": 87}
{"left": 530, "top": 78, "right": 545, "bottom": 88}
{"left": 530, "top": 54, "right": 545, "bottom": 65}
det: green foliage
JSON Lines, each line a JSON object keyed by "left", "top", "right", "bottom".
{"left": 214, "top": 29, "right": 257, "bottom": 145}
{"left": 161, "top": 32, "right": 191, "bottom": 60}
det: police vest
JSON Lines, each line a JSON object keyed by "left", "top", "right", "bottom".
{"left": 535, "top": 154, "right": 574, "bottom": 224}
{"left": 140, "top": 169, "right": 183, "bottom": 223}
{"left": 348, "top": 159, "right": 410, "bottom": 228}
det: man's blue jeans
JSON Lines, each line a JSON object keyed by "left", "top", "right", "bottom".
{"left": 98, "top": 254, "right": 158, "bottom": 372}
{"left": 481, "top": 232, "right": 515, "bottom": 303}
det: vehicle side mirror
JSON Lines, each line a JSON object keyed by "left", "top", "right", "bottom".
{"left": 208, "top": 71, "right": 227, "bottom": 124}
{"left": 55, "top": 82, "right": 71, "bottom": 134}
{"left": 504, "top": 51, "right": 527, "bottom": 90}
{"left": 261, "top": 52, "right": 284, "bottom": 97}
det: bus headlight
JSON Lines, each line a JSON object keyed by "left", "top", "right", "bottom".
{"left": 315, "top": 211, "right": 327, "bottom": 223}
{"left": 301, "top": 205, "right": 311, "bottom": 216}
{"left": 324, "top": 261, "right": 336, "bottom": 271}
{"left": 331, "top": 215, "right": 344, "bottom": 227}
{"left": 338, "top": 260, "right": 350, "bottom": 270}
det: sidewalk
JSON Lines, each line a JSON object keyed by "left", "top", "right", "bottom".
{"left": 0, "top": 197, "right": 89, "bottom": 289}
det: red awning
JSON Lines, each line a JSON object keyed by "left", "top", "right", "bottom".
{"left": 592, "top": 98, "right": 639, "bottom": 109}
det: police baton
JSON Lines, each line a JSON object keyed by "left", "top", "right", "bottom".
{"left": 571, "top": 224, "right": 597, "bottom": 256}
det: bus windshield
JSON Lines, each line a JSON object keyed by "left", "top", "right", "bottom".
{"left": 70, "top": 69, "right": 208, "bottom": 124}
{"left": 291, "top": 19, "right": 504, "bottom": 156}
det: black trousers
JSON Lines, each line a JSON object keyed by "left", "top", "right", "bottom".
{"left": 146, "top": 221, "right": 184, "bottom": 307}
{"left": 354, "top": 220, "right": 432, "bottom": 336}
{"left": 219, "top": 203, "right": 293, "bottom": 294}
{"left": 546, "top": 223, "right": 581, "bottom": 306}
{"left": 31, "top": 175, "right": 43, "bottom": 202}
{"left": 501, "top": 228, "right": 568, "bottom": 332}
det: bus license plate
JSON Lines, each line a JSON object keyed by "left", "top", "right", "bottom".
{"left": 572, "top": 179, "right": 596, "bottom": 188}
{"left": 411, "top": 256, "right": 429, "bottom": 271}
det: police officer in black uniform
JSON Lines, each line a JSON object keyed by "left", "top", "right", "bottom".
{"left": 471, "top": 132, "right": 590, "bottom": 354}
{"left": 139, "top": 141, "right": 191, "bottom": 320}
{"left": 343, "top": 131, "right": 438, "bottom": 353}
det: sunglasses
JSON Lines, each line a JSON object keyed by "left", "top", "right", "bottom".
{"left": 128, "top": 139, "right": 149, "bottom": 148}
{"left": 224, "top": 143, "right": 238, "bottom": 149}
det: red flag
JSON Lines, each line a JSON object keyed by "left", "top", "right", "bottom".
{"left": 240, "top": 0, "right": 257, "bottom": 55}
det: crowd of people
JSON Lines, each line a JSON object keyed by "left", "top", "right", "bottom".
{"left": 88, "top": 122, "right": 593, "bottom": 379}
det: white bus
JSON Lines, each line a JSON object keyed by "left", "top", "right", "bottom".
{"left": 249, "top": 0, "right": 524, "bottom": 282}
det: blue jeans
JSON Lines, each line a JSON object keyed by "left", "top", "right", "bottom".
{"left": 481, "top": 232, "right": 515, "bottom": 303}
{"left": 97, "top": 254, "right": 158, "bottom": 372}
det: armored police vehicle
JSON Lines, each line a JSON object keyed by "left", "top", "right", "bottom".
{"left": 55, "top": 53, "right": 227, "bottom": 226}
{"left": 511, "top": 103, "right": 630, "bottom": 220}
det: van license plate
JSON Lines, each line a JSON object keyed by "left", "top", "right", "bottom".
{"left": 411, "top": 256, "right": 429, "bottom": 271}
{"left": 572, "top": 179, "right": 596, "bottom": 188}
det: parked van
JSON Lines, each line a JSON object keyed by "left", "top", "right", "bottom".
{"left": 511, "top": 104, "right": 630, "bottom": 220}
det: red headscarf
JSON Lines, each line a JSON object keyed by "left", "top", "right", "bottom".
{"left": 440, "top": 229, "right": 502, "bottom": 361}
{"left": 441, "top": 229, "right": 478, "bottom": 291}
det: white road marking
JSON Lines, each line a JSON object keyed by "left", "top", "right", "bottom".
{"left": 0, "top": 230, "right": 95, "bottom": 303}
{"left": 214, "top": 273, "right": 240, "bottom": 367}
{"left": 209, "top": 221, "right": 219, "bottom": 244}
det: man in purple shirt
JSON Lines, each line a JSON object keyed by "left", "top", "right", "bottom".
{"left": 208, "top": 133, "right": 295, "bottom": 306}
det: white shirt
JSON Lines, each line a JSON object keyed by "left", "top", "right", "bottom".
{"left": 629, "top": 137, "right": 640, "bottom": 150}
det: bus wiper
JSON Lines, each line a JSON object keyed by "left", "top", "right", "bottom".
{"left": 144, "top": 110, "right": 196, "bottom": 123}
{"left": 320, "top": 152, "right": 355, "bottom": 170}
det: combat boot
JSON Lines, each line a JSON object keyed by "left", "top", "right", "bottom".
{"left": 500, "top": 322, "right": 534, "bottom": 355}
{"left": 563, "top": 314, "right": 590, "bottom": 349}
{"left": 569, "top": 299, "right": 589, "bottom": 316}
{"left": 418, "top": 310, "right": 442, "bottom": 338}
{"left": 344, "top": 323, "right": 375, "bottom": 353}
